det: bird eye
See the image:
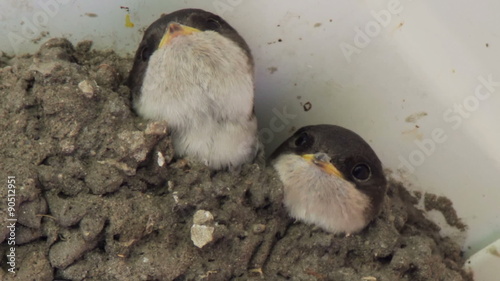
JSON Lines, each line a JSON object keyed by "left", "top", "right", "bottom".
{"left": 206, "top": 18, "right": 221, "bottom": 30}
{"left": 351, "top": 163, "right": 371, "bottom": 181}
{"left": 140, "top": 46, "right": 153, "bottom": 61}
{"left": 294, "top": 132, "right": 310, "bottom": 147}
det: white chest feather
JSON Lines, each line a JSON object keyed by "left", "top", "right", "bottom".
{"left": 273, "top": 154, "right": 371, "bottom": 234}
{"left": 135, "top": 31, "right": 257, "bottom": 169}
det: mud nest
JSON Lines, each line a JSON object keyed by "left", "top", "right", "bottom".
{"left": 0, "top": 38, "right": 472, "bottom": 281}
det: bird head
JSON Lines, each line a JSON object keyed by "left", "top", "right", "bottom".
{"left": 271, "top": 124, "right": 387, "bottom": 232}
{"left": 127, "top": 9, "right": 253, "bottom": 101}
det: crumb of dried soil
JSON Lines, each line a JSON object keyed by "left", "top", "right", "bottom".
{"left": 424, "top": 193, "right": 467, "bottom": 231}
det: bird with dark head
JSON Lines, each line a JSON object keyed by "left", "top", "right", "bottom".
{"left": 271, "top": 125, "right": 387, "bottom": 234}
{"left": 127, "top": 9, "right": 258, "bottom": 170}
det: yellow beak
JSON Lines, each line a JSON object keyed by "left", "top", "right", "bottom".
{"left": 302, "top": 154, "right": 345, "bottom": 179}
{"left": 158, "top": 22, "right": 201, "bottom": 48}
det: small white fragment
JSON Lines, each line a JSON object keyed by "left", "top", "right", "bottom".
{"left": 145, "top": 121, "right": 168, "bottom": 135}
{"left": 252, "top": 224, "right": 266, "bottom": 234}
{"left": 167, "top": 181, "right": 174, "bottom": 192}
{"left": 97, "top": 159, "right": 136, "bottom": 176}
{"left": 191, "top": 225, "right": 215, "bottom": 248}
{"left": 78, "top": 80, "right": 97, "bottom": 98}
{"left": 199, "top": 270, "right": 218, "bottom": 278}
{"left": 191, "top": 210, "right": 216, "bottom": 248}
{"left": 60, "top": 139, "right": 75, "bottom": 154}
{"left": 193, "top": 210, "right": 214, "bottom": 225}
{"left": 157, "top": 151, "right": 165, "bottom": 167}
{"left": 172, "top": 191, "right": 179, "bottom": 204}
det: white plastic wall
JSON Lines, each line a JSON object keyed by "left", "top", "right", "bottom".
{"left": 1, "top": 0, "right": 499, "bottom": 275}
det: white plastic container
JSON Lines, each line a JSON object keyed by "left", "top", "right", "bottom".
{"left": 1, "top": 1, "right": 499, "bottom": 279}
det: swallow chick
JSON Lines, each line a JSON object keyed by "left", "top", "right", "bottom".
{"left": 127, "top": 9, "right": 258, "bottom": 170}
{"left": 271, "top": 125, "right": 387, "bottom": 234}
